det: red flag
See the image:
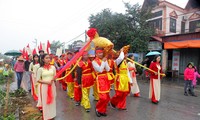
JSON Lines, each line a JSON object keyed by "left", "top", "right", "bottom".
{"left": 55, "top": 39, "right": 92, "bottom": 79}
{"left": 26, "top": 44, "right": 30, "bottom": 48}
{"left": 40, "top": 42, "right": 42, "bottom": 50}
{"left": 46, "top": 40, "right": 51, "bottom": 54}
{"left": 25, "top": 50, "right": 29, "bottom": 60}
{"left": 22, "top": 48, "right": 25, "bottom": 58}
{"left": 32, "top": 48, "right": 37, "bottom": 55}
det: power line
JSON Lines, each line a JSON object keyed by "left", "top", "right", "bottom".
{"left": 65, "top": 32, "right": 85, "bottom": 44}
{"left": 49, "top": 0, "right": 111, "bottom": 35}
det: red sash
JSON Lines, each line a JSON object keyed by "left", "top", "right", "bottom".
{"left": 47, "top": 84, "right": 53, "bottom": 104}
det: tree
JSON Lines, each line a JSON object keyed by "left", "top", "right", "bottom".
{"left": 50, "top": 40, "right": 65, "bottom": 54}
{"left": 88, "top": 3, "right": 154, "bottom": 52}
{"left": 124, "top": 3, "right": 153, "bottom": 52}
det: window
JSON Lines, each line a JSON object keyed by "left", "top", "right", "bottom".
{"left": 181, "top": 21, "right": 185, "bottom": 33}
{"left": 152, "top": 11, "right": 163, "bottom": 18}
{"left": 170, "top": 18, "right": 176, "bottom": 33}
{"left": 148, "top": 18, "right": 162, "bottom": 30}
{"left": 189, "top": 20, "right": 200, "bottom": 32}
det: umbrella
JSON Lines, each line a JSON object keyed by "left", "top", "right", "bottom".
{"left": 146, "top": 51, "right": 161, "bottom": 57}
{"left": 4, "top": 50, "right": 22, "bottom": 56}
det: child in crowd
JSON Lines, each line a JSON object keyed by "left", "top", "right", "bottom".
{"left": 193, "top": 66, "right": 200, "bottom": 88}
{"left": 184, "top": 62, "right": 197, "bottom": 97}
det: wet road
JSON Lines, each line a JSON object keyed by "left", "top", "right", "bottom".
{"left": 55, "top": 81, "right": 200, "bottom": 120}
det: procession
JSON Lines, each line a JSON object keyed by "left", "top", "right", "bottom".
{"left": 0, "top": 0, "right": 200, "bottom": 120}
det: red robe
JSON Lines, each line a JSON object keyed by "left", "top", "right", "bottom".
{"left": 65, "top": 60, "right": 74, "bottom": 83}
{"left": 77, "top": 60, "right": 94, "bottom": 88}
{"left": 149, "top": 62, "right": 163, "bottom": 102}
{"left": 149, "top": 62, "right": 162, "bottom": 79}
{"left": 93, "top": 57, "right": 110, "bottom": 114}
{"left": 94, "top": 58, "right": 110, "bottom": 93}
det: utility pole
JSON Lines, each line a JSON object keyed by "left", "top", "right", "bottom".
{"left": 85, "top": 30, "right": 87, "bottom": 42}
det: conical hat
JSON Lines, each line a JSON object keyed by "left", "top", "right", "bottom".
{"left": 17, "top": 56, "right": 25, "bottom": 61}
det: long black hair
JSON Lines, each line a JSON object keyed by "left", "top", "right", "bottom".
{"left": 127, "top": 54, "right": 134, "bottom": 63}
{"left": 153, "top": 55, "right": 161, "bottom": 62}
{"left": 40, "top": 54, "right": 49, "bottom": 67}
{"left": 33, "top": 54, "right": 39, "bottom": 65}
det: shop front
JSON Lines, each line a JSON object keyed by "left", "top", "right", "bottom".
{"left": 162, "top": 32, "right": 200, "bottom": 76}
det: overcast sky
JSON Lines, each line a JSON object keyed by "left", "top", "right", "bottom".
{"left": 0, "top": 0, "right": 188, "bottom": 54}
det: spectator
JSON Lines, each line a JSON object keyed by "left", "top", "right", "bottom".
{"left": 184, "top": 62, "right": 197, "bottom": 97}
{"left": 14, "top": 56, "right": 25, "bottom": 89}
{"left": 193, "top": 66, "right": 200, "bottom": 88}
{"left": 24, "top": 55, "right": 33, "bottom": 92}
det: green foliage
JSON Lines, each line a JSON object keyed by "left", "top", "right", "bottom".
{"left": 0, "top": 71, "right": 14, "bottom": 85}
{"left": 88, "top": 3, "right": 154, "bottom": 52}
{"left": 0, "top": 89, "right": 6, "bottom": 106}
{"left": 0, "top": 75, "right": 6, "bottom": 85}
{"left": 50, "top": 40, "right": 65, "bottom": 54}
{"left": 0, "top": 113, "right": 15, "bottom": 120}
{"left": 28, "top": 113, "right": 42, "bottom": 120}
{"left": 9, "top": 88, "right": 27, "bottom": 97}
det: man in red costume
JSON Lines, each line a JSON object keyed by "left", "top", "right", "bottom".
{"left": 110, "top": 48, "right": 133, "bottom": 110}
{"left": 57, "top": 54, "right": 67, "bottom": 91}
{"left": 65, "top": 51, "right": 74, "bottom": 99}
{"left": 76, "top": 51, "right": 94, "bottom": 112}
{"left": 92, "top": 48, "right": 110, "bottom": 117}
{"left": 73, "top": 70, "right": 82, "bottom": 106}
{"left": 107, "top": 53, "right": 115, "bottom": 87}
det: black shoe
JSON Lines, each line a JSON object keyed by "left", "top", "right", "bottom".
{"left": 95, "top": 109, "right": 101, "bottom": 117}
{"left": 184, "top": 92, "right": 188, "bottom": 96}
{"left": 100, "top": 113, "right": 107, "bottom": 117}
{"left": 70, "top": 97, "right": 74, "bottom": 100}
{"left": 118, "top": 108, "right": 127, "bottom": 111}
{"left": 192, "top": 94, "right": 197, "bottom": 97}
{"left": 85, "top": 109, "right": 90, "bottom": 112}
{"left": 110, "top": 103, "right": 116, "bottom": 109}
{"left": 152, "top": 101, "right": 158, "bottom": 104}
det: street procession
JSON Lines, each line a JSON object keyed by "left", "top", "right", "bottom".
{"left": 0, "top": 0, "right": 200, "bottom": 120}
{"left": 14, "top": 28, "right": 166, "bottom": 119}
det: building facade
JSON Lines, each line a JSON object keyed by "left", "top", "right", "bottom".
{"left": 143, "top": 0, "right": 200, "bottom": 76}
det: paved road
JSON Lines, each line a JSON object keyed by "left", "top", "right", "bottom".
{"left": 55, "top": 80, "right": 200, "bottom": 120}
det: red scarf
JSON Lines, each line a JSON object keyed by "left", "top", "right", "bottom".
{"left": 43, "top": 64, "right": 51, "bottom": 70}
{"left": 43, "top": 64, "right": 53, "bottom": 104}
{"left": 47, "top": 84, "right": 53, "bottom": 104}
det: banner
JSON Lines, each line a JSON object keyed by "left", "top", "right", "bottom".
{"left": 172, "top": 50, "right": 180, "bottom": 70}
